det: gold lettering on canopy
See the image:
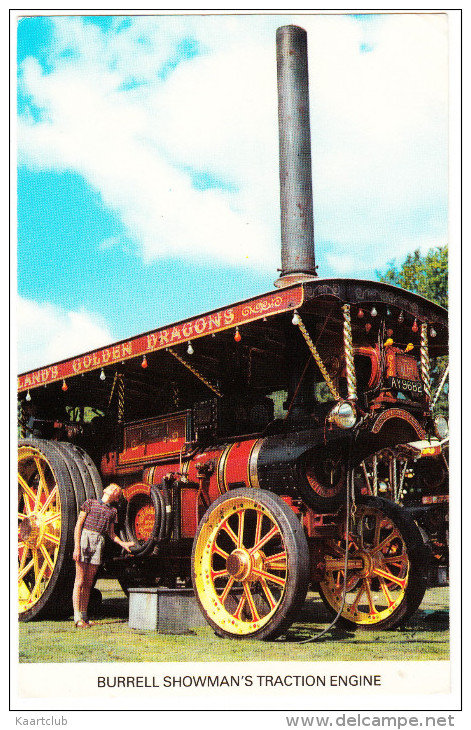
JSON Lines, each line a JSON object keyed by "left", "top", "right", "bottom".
{"left": 17, "top": 286, "right": 303, "bottom": 392}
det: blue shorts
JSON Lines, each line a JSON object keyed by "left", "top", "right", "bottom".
{"left": 80, "top": 528, "right": 105, "bottom": 565}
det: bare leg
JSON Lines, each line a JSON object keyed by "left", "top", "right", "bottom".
{"left": 73, "top": 561, "right": 86, "bottom": 623}
{"left": 73, "top": 562, "right": 99, "bottom": 623}
{"left": 80, "top": 563, "right": 99, "bottom": 621}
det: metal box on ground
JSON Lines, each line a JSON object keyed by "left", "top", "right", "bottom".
{"left": 128, "top": 587, "right": 207, "bottom": 633}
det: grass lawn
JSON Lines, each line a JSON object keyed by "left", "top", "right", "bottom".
{"left": 18, "top": 580, "right": 449, "bottom": 664}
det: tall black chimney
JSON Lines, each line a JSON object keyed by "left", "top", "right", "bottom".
{"left": 275, "top": 25, "right": 317, "bottom": 288}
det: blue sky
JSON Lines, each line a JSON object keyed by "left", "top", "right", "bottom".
{"left": 16, "top": 13, "right": 448, "bottom": 372}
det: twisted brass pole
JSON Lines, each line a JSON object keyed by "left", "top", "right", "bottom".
{"left": 342, "top": 304, "right": 357, "bottom": 401}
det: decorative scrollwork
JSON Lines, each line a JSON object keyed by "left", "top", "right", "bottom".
{"left": 241, "top": 296, "right": 283, "bottom": 317}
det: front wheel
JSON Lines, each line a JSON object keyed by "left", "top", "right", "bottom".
{"left": 318, "top": 497, "right": 429, "bottom": 630}
{"left": 192, "top": 488, "right": 310, "bottom": 640}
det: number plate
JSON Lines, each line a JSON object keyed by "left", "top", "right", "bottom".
{"left": 387, "top": 376, "right": 424, "bottom": 395}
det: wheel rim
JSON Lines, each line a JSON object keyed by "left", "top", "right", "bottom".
{"left": 320, "top": 504, "right": 410, "bottom": 626}
{"left": 194, "top": 495, "right": 290, "bottom": 635}
{"left": 18, "top": 446, "right": 62, "bottom": 615}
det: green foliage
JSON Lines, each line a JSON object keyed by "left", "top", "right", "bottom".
{"left": 377, "top": 245, "right": 448, "bottom": 309}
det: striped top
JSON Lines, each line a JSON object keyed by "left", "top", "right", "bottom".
{"left": 81, "top": 499, "right": 117, "bottom": 536}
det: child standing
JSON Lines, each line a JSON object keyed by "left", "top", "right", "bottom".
{"left": 72, "top": 483, "right": 134, "bottom": 627}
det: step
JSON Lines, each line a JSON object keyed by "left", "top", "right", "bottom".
{"left": 128, "top": 587, "right": 207, "bottom": 634}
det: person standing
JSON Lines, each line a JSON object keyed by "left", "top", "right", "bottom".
{"left": 72, "top": 483, "right": 134, "bottom": 627}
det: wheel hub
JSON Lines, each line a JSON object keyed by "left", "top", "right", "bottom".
{"left": 352, "top": 550, "right": 374, "bottom": 579}
{"left": 19, "top": 514, "right": 43, "bottom": 548}
{"left": 226, "top": 549, "right": 252, "bottom": 580}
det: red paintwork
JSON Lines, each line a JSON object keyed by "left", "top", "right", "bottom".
{"left": 354, "top": 345, "right": 381, "bottom": 388}
{"left": 180, "top": 487, "right": 200, "bottom": 538}
{"left": 17, "top": 286, "right": 304, "bottom": 392}
{"left": 218, "top": 439, "right": 259, "bottom": 491}
{"left": 386, "top": 348, "right": 419, "bottom": 380}
{"left": 119, "top": 413, "right": 188, "bottom": 465}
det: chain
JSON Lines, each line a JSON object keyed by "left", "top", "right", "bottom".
{"left": 18, "top": 400, "right": 25, "bottom": 438}
{"left": 372, "top": 454, "right": 378, "bottom": 497}
{"left": 117, "top": 373, "right": 125, "bottom": 423}
{"left": 348, "top": 441, "right": 357, "bottom": 525}
{"left": 167, "top": 348, "right": 222, "bottom": 397}
{"left": 420, "top": 323, "right": 432, "bottom": 403}
{"left": 293, "top": 313, "right": 340, "bottom": 400}
{"left": 391, "top": 456, "right": 398, "bottom": 502}
{"left": 172, "top": 381, "right": 180, "bottom": 409}
{"left": 350, "top": 476, "right": 357, "bottom": 523}
{"left": 108, "top": 371, "right": 118, "bottom": 409}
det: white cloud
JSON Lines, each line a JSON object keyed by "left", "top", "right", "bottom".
{"left": 17, "top": 296, "right": 113, "bottom": 372}
{"left": 17, "top": 13, "right": 448, "bottom": 279}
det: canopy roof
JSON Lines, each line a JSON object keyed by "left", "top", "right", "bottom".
{"left": 18, "top": 279, "right": 448, "bottom": 422}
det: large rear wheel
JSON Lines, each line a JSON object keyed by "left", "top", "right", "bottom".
{"left": 18, "top": 439, "right": 102, "bottom": 621}
{"left": 192, "top": 488, "right": 310, "bottom": 640}
{"left": 318, "top": 497, "right": 429, "bottom": 630}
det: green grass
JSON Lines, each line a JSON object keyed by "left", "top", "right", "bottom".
{"left": 18, "top": 580, "right": 449, "bottom": 664}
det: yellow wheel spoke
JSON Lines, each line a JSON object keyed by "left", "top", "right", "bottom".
{"left": 364, "top": 579, "right": 377, "bottom": 615}
{"left": 383, "top": 554, "right": 408, "bottom": 566}
{"left": 251, "top": 567, "right": 286, "bottom": 588}
{"left": 349, "top": 583, "right": 366, "bottom": 612}
{"left": 212, "top": 544, "right": 229, "bottom": 560}
{"left": 344, "top": 573, "right": 362, "bottom": 592}
{"left": 30, "top": 559, "right": 48, "bottom": 602}
{"left": 32, "top": 548, "right": 40, "bottom": 583}
{"left": 254, "top": 511, "right": 263, "bottom": 547}
{"left": 211, "top": 568, "right": 229, "bottom": 580}
{"left": 18, "top": 557, "right": 35, "bottom": 583}
{"left": 250, "top": 524, "right": 278, "bottom": 554}
{"left": 33, "top": 456, "right": 48, "bottom": 507}
{"left": 371, "top": 528, "right": 401, "bottom": 556}
{"left": 218, "top": 576, "right": 235, "bottom": 605}
{"left": 40, "top": 544, "right": 55, "bottom": 572}
{"left": 373, "top": 566, "right": 407, "bottom": 589}
{"left": 331, "top": 570, "right": 360, "bottom": 593}
{"left": 263, "top": 550, "right": 287, "bottom": 570}
{"left": 18, "top": 545, "right": 29, "bottom": 572}
{"left": 39, "top": 486, "right": 59, "bottom": 514}
{"left": 43, "top": 531, "right": 60, "bottom": 546}
{"left": 379, "top": 577, "right": 396, "bottom": 608}
{"left": 259, "top": 578, "right": 277, "bottom": 610}
{"left": 233, "top": 594, "right": 246, "bottom": 620}
{"left": 18, "top": 475, "right": 36, "bottom": 514}
{"left": 243, "top": 583, "right": 260, "bottom": 622}
{"left": 237, "top": 510, "right": 245, "bottom": 548}
{"left": 221, "top": 519, "right": 239, "bottom": 547}
{"left": 43, "top": 512, "right": 60, "bottom": 526}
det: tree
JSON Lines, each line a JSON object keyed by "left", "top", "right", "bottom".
{"left": 377, "top": 245, "right": 448, "bottom": 417}
{"left": 377, "top": 245, "right": 448, "bottom": 308}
